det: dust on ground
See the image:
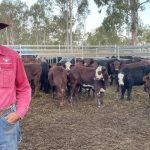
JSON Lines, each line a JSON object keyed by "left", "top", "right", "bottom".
{"left": 19, "top": 86, "right": 150, "bottom": 150}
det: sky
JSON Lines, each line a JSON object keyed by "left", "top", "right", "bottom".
{"left": 1, "top": 0, "right": 150, "bottom": 32}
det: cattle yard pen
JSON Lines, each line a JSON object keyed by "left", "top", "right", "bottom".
{"left": 5, "top": 44, "right": 150, "bottom": 62}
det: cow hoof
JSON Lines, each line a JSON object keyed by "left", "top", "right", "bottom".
{"left": 127, "top": 98, "right": 131, "bottom": 101}
{"left": 60, "top": 102, "right": 64, "bottom": 107}
{"left": 120, "top": 97, "right": 124, "bottom": 100}
{"left": 98, "top": 104, "right": 103, "bottom": 108}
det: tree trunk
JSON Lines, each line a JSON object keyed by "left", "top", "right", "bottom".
{"left": 130, "top": 0, "right": 138, "bottom": 45}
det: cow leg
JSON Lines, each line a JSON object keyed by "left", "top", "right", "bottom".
{"left": 70, "top": 83, "right": 79, "bottom": 103}
{"left": 97, "top": 92, "right": 104, "bottom": 107}
{"left": 127, "top": 86, "right": 132, "bottom": 100}
{"left": 66, "top": 81, "right": 71, "bottom": 96}
{"left": 78, "top": 85, "right": 82, "bottom": 94}
{"left": 92, "top": 89, "right": 95, "bottom": 98}
{"left": 86, "top": 87, "right": 91, "bottom": 97}
{"left": 70, "top": 83, "right": 76, "bottom": 103}
{"left": 100, "top": 92, "right": 104, "bottom": 106}
{"left": 52, "top": 86, "right": 56, "bottom": 99}
{"left": 115, "top": 75, "right": 119, "bottom": 92}
{"left": 109, "top": 75, "right": 114, "bottom": 85}
{"left": 74, "top": 84, "right": 80, "bottom": 101}
{"left": 30, "top": 80, "right": 35, "bottom": 96}
{"left": 87, "top": 88, "right": 95, "bottom": 98}
{"left": 34, "top": 75, "right": 41, "bottom": 97}
{"left": 116, "top": 84, "right": 119, "bottom": 92}
{"left": 59, "top": 88, "right": 65, "bottom": 107}
{"left": 120, "top": 86, "right": 126, "bottom": 100}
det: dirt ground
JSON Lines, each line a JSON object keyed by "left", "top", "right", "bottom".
{"left": 19, "top": 85, "right": 150, "bottom": 150}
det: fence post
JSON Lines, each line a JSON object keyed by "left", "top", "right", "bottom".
{"left": 117, "top": 45, "right": 120, "bottom": 59}
{"left": 19, "top": 44, "right": 22, "bottom": 57}
{"left": 59, "top": 44, "right": 60, "bottom": 56}
{"left": 82, "top": 44, "right": 83, "bottom": 59}
{"left": 96, "top": 48, "right": 98, "bottom": 59}
{"left": 114, "top": 44, "right": 116, "bottom": 57}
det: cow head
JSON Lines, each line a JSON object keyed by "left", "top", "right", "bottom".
{"left": 95, "top": 66, "right": 103, "bottom": 80}
{"left": 65, "top": 62, "right": 72, "bottom": 71}
{"left": 113, "top": 60, "right": 121, "bottom": 71}
{"left": 83, "top": 58, "right": 94, "bottom": 67}
{"left": 118, "top": 73, "right": 124, "bottom": 85}
{"left": 95, "top": 66, "right": 108, "bottom": 82}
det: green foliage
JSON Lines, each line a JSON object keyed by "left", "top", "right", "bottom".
{"left": 0, "top": 0, "right": 29, "bottom": 44}
{"left": 94, "top": 0, "right": 150, "bottom": 45}
{"left": 0, "top": 0, "right": 89, "bottom": 45}
{"left": 86, "top": 26, "right": 121, "bottom": 45}
{"left": 0, "top": 0, "right": 149, "bottom": 45}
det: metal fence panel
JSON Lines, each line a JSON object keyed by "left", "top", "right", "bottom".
{"left": 4, "top": 44, "right": 150, "bottom": 58}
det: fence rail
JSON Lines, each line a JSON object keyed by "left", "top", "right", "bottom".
{"left": 4, "top": 44, "right": 150, "bottom": 58}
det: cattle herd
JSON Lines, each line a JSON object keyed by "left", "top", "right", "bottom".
{"left": 22, "top": 55, "right": 150, "bottom": 108}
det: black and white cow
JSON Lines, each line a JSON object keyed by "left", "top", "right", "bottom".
{"left": 118, "top": 60, "right": 150, "bottom": 100}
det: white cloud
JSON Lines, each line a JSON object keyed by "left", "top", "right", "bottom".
{"left": 85, "top": 1, "right": 107, "bottom": 33}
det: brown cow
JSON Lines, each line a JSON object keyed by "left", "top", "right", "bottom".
{"left": 48, "top": 66, "right": 68, "bottom": 106}
{"left": 24, "top": 63, "right": 42, "bottom": 96}
{"left": 69, "top": 65, "right": 109, "bottom": 107}
{"left": 143, "top": 73, "right": 150, "bottom": 98}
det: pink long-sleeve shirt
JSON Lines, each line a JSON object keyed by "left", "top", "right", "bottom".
{"left": 0, "top": 45, "right": 31, "bottom": 118}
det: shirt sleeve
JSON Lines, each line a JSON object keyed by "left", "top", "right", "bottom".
{"left": 15, "top": 56, "right": 31, "bottom": 118}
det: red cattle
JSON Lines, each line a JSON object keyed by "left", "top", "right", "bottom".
{"left": 48, "top": 66, "right": 68, "bottom": 106}
{"left": 24, "top": 63, "right": 42, "bottom": 96}
{"left": 69, "top": 65, "right": 109, "bottom": 107}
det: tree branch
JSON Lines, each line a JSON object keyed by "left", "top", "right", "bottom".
{"left": 138, "top": 0, "right": 150, "bottom": 9}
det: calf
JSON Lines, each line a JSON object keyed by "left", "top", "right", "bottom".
{"left": 118, "top": 60, "right": 150, "bottom": 100}
{"left": 40, "top": 61, "right": 50, "bottom": 93}
{"left": 48, "top": 66, "right": 67, "bottom": 106}
{"left": 24, "top": 63, "right": 42, "bottom": 96}
{"left": 69, "top": 65, "right": 109, "bottom": 107}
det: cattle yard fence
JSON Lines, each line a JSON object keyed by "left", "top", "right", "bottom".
{"left": 4, "top": 44, "right": 150, "bottom": 60}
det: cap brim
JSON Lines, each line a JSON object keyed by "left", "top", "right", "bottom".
{"left": 0, "top": 23, "right": 9, "bottom": 30}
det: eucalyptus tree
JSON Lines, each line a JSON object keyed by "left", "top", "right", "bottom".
{"left": 86, "top": 26, "right": 121, "bottom": 45}
{"left": 51, "top": 0, "right": 89, "bottom": 46}
{"left": 28, "top": 0, "right": 53, "bottom": 45}
{"left": 0, "top": 0, "right": 29, "bottom": 44}
{"left": 94, "top": 0, "right": 150, "bottom": 45}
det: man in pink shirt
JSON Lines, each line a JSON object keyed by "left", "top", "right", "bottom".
{"left": 0, "top": 23, "right": 31, "bottom": 150}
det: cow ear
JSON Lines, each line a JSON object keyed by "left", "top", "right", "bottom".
{"left": 49, "top": 65, "right": 52, "bottom": 69}
{"left": 91, "top": 58, "right": 94, "bottom": 64}
{"left": 102, "top": 66, "right": 107, "bottom": 71}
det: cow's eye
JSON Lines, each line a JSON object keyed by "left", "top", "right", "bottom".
{"left": 98, "top": 71, "right": 101, "bottom": 75}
